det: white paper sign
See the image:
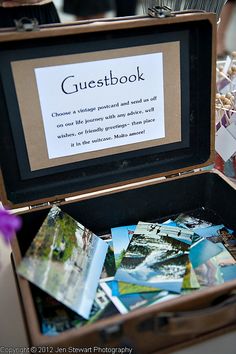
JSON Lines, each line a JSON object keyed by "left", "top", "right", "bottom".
{"left": 215, "top": 125, "right": 236, "bottom": 162}
{"left": 35, "top": 53, "right": 165, "bottom": 159}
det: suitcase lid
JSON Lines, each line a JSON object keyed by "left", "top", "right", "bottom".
{"left": 0, "top": 13, "right": 216, "bottom": 209}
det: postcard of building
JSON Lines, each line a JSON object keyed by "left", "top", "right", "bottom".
{"left": 100, "top": 280, "right": 178, "bottom": 314}
{"left": 114, "top": 222, "right": 191, "bottom": 293}
{"left": 17, "top": 206, "right": 108, "bottom": 319}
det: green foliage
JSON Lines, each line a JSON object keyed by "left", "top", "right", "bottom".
{"left": 119, "top": 281, "right": 156, "bottom": 295}
{"left": 116, "top": 249, "right": 126, "bottom": 268}
{"left": 103, "top": 246, "right": 116, "bottom": 276}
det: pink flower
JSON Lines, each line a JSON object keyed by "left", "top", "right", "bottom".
{"left": 0, "top": 209, "right": 22, "bottom": 244}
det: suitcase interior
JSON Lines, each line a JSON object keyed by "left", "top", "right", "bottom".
{"left": 12, "top": 170, "right": 236, "bottom": 352}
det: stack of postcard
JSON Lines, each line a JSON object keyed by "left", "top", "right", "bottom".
{"left": 17, "top": 206, "right": 236, "bottom": 336}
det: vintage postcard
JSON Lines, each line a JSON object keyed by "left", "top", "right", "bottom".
{"left": 132, "top": 222, "right": 194, "bottom": 245}
{"left": 114, "top": 222, "right": 191, "bottom": 293}
{"left": 194, "top": 245, "right": 236, "bottom": 287}
{"left": 100, "top": 280, "right": 178, "bottom": 314}
{"left": 111, "top": 225, "right": 136, "bottom": 268}
{"left": 100, "top": 239, "right": 116, "bottom": 280}
{"left": 17, "top": 206, "right": 108, "bottom": 319}
{"left": 220, "top": 264, "right": 236, "bottom": 282}
{"left": 194, "top": 224, "right": 233, "bottom": 240}
{"left": 117, "top": 260, "right": 200, "bottom": 295}
{"left": 111, "top": 220, "right": 178, "bottom": 270}
{"left": 181, "top": 261, "right": 200, "bottom": 290}
{"left": 203, "top": 226, "right": 236, "bottom": 260}
{"left": 36, "top": 285, "right": 118, "bottom": 336}
{"left": 189, "top": 238, "right": 223, "bottom": 269}
{"left": 175, "top": 213, "right": 212, "bottom": 230}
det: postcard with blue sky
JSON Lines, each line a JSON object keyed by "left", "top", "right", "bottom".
{"left": 17, "top": 206, "right": 108, "bottom": 319}
{"left": 189, "top": 238, "right": 223, "bottom": 269}
{"left": 111, "top": 225, "right": 136, "bottom": 268}
{"left": 193, "top": 224, "right": 233, "bottom": 240}
{"left": 114, "top": 222, "right": 192, "bottom": 293}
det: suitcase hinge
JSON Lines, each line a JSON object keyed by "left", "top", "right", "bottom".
{"left": 30, "top": 202, "right": 50, "bottom": 210}
{"left": 29, "top": 199, "right": 65, "bottom": 210}
{"left": 180, "top": 168, "right": 201, "bottom": 176}
{"left": 166, "top": 169, "right": 200, "bottom": 179}
{"left": 14, "top": 17, "right": 39, "bottom": 32}
{"left": 148, "top": 6, "right": 175, "bottom": 18}
{"left": 50, "top": 199, "right": 65, "bottom": 207}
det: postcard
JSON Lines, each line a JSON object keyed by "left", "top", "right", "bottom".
{"left": 220, "top": 264, "right": 236, "bottom": 282}
{"left": 194, "top": 246, "right": 236, "bottom": 287}
{"left": 207, "top": 227, "right": 236, "bottom": 260}
{"left": 116, "top": 281, "right": 160, "bottom": 295}
{"left": 111, "top": 225, "right": 136, "bottom": 268}
{"left": 117, "top": 260, "right": 200, "bottom": 295}
{"left": 181, "top": 261, "right": 200, "bottom": 290}
{"left": 132, "top": 222, "right": 194, "bottom": 245}
{"left": 111, "top": 221, "right": 191, "bottom": 295}
{"left": 36, "top": 285, "right": 118, "bottom": 336}
{"left": 100, "top": 280, "right": 178, "bottom": 314}
{"left": 175, "top": 213, "right": 212, "bottom": 230}
{"left": 111, "top": 220, "right": 177, "bottom": 270}
{"left": 100, "top": 239, "right": 116, "bottom": 280}
{"left": 114, "top": 222, "right": 191, "bottom": 293}
{"left": 194, "top": 224, "right": 233, "bottom": 240}
{"left": 17, "top": 206, "right": 108, "bottom": 319}
{"left": 189, "top": 238, "right": 223, "bottom": 269}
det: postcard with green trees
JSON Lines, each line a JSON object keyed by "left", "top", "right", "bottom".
{"left": 17, "top": 206, "right": 108, "bottom": 319}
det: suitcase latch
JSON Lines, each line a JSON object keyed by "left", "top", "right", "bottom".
{"left": 148, "top": 6, "right": 175, "bottom": 18}
{"left": 138, "top": 312, "right": 172, "bottom": 332}
{"left": 14, "top": 17, "right": 39, "bottom": 32}
{"left": 100, "top": 323, "right": 123, "bottom": 342}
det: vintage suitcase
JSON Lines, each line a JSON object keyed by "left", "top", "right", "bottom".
{"left": 1, "top": 11, "right": 236, "bottom": 354}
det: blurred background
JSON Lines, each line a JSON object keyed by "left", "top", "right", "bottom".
{"left": 53, "top": 0, "right": 236, "bottom": 54}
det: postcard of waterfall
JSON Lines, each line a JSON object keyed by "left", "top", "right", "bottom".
{"left": 114, "top": 222, "right": 192, "bottom": 293}
{"left": 17, "top": 206, "right": 108, "bottom": 319}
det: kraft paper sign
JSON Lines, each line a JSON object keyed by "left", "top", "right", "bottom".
{"left": 11, "top": 42, "right": 181, "bottom": 171}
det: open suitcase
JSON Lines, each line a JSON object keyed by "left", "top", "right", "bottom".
{"left": 1, "top": 11, "right": 236, "bottom": 354}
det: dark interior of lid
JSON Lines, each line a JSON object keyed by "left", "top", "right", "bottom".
{"left": 0, "top": 17, "right": 213, "bottom": 206}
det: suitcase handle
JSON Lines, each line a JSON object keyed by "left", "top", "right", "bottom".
{"left": 138, "top": 291, "right": 236, "bottom": 335}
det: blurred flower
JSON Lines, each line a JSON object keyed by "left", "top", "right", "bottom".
{"left": 0, "top": 208, "right": 22, "bottom": 244}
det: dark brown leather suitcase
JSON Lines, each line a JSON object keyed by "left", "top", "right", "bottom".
{"left": 1, "top": 12, "right": 236, "bottom": 354}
